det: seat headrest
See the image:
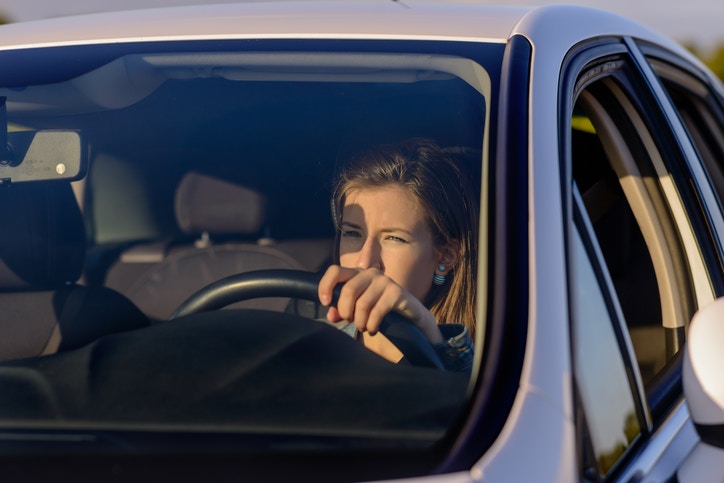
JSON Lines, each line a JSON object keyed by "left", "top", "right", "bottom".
{"left": 174, "top": 173, "right": 267, "bottom": 235}
{"left": 0, "top": 182, "right": 85, "bottom": 289}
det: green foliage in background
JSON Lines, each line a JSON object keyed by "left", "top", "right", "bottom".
{"left": 705, "top": 46, "right": 724, "bottom": 81}
{"left": 687, "top": 43, "right": 724, "bottom": 81}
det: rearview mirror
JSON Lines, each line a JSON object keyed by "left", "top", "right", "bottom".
{"left": 0, "top": 130, "right": 87, "bottom": 184}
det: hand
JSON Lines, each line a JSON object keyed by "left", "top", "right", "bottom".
{"left": 318, "top": 265, "right": 444, "bottom": 345}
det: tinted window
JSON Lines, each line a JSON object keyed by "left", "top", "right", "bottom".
{"left": 570, "top": 65, "right": 711, "bottom": 388}
{"left": 570, "top": 218, "right": 641, "bottom": 477}
{"left": 0, "top": 39, "right": 502, "bottom": 477}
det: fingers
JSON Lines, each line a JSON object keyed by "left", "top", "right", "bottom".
{"left": 351, "top": 279, "right": 402, "bottom": 334}
{"left": 319, "top": 265, "right": 445, "bottom": 345}
{"left": 326, "top": 306, "right": 342, "bottom": 323}
{"left": 318, "top": 265, "right": 412, "bottom": 335}
{"left": 334, "top": 269, "right": 379, "bottom": 326}
{"left": 318, "top": 264, "right": 358, "bottom": 306}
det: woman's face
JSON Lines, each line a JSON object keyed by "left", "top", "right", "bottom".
{"left": 338, "top": 185, "right": 444, "bottom": 302}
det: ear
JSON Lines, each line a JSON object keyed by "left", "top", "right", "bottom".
{"left": 436, "top": 239, "right": 460, "bottom": 274}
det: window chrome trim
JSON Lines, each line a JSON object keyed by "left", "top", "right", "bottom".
{"left": 618, "top": 399, "right": 697, "bottom": 482}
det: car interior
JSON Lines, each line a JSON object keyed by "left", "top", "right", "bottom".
{"left": 0, "top": 44, "right": 495, "bottom": 457}
{"left": 0, "top": 181, "right": 149, "bottom": 361}
{"left": 102, "top": 171, "right": 323, "bottom": 321}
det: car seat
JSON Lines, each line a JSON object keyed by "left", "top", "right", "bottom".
{"left": 103, "top": 172, "right": 331, "bottom": 321}
{"left": 0, "top": 181, "right": 149, "bottom": 362}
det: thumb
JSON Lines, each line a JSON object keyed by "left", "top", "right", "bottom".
{"left": 326, "top": 306, "right": 342, "bottom": 323}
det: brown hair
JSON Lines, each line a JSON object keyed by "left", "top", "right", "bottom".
{"left": 331, "top": 138, "right": 479, "bottom": 335}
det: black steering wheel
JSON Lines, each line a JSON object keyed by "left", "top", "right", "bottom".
{"left": 169, "top": 269, "right": 445, "bottom": 370}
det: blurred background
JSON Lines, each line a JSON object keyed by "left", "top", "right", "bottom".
{"left": 0, "top": 0, "right": 721, "bottom": 78}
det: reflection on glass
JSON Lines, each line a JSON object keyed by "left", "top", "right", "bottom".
{"left": 571, "top": 228, "right": 641, "bottom": 476}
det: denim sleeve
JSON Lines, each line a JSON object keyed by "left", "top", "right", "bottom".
{"left": 434, "top": 324, "right": 474, "bottom": 373}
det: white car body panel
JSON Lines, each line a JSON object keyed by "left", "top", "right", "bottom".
{"left": 0, "top": 2, "right": 693, "bottom": 54}
{"left": 0, "top": 2, "right": 522, "bottom": 49}
{"left": 475, "top": 391, "right": 577, "bottom": 481}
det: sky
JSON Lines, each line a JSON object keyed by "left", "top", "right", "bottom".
{"left": 0, "top": 0, "right": 721, "bottom": 52}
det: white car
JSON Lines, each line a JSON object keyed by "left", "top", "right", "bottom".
{"left": 0, "top": 2, "right": 723, "bottom": 481}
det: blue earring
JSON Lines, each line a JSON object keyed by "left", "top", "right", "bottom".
{"left": 433, "top": 265, "right": 446, "bottom": 286}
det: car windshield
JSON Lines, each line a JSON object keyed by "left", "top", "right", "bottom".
{"left": 0, "top": 39, "right": 500, "bottom": 454}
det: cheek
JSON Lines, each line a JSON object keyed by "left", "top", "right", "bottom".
{"left": 405, "top": 264, "right": 435, "bottom": 301}
{"left": 339, "top": 251, "right": 355, "bottom": 268}
{"left": 388, "top": 251, "right": 437, "bottom": 300}
{"left": 338, "top": 238, "right": 359, "bottom": 266}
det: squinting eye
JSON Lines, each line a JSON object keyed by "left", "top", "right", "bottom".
{"left": 342, "top": 230, "right": 361, "bottom": 238}
{"left": 386, "top": 235, "right": 408, "bottom": 244}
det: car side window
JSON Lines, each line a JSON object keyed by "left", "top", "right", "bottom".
{"left": 569, "top": 207, "right": 643, "bottom": 478}
{"left": 568, "top": 57, "right": 714, "bottom": 387}
{"left": 566, "top": 50, "right": 717, "bottom": 477}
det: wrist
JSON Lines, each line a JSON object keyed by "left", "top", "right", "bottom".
{"left": 419, "top": 311, "right": 444, "bottom": 344}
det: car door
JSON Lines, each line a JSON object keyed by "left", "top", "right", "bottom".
{"left": 560, "top": 38, "right": 724, "bottom": 481}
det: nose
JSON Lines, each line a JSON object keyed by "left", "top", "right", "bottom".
{"left": 356, "top": 237, "right": 382, "bottom": 270}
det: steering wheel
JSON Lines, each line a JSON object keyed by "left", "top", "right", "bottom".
{"left": 169, "top": 269, "right": 445, "bottom": 370}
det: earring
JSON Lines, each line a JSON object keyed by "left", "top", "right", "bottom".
{"left": 433, "top": 265, "right": 446, "bottom": 286}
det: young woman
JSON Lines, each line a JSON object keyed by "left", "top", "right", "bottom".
{"left": 318, "top": 138, "right": 479, "bottom": 372}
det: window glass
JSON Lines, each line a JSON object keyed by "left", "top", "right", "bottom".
{"left": 570, "top": 71, "right": 705, "bottom": 388}
{"left": 0, "top": 40, "right": 501, "bottom": 472}
{"left": 570, "top": 222, "right": 641, "bottom": 477}
{"left": 571, "top": 110, "right": 663, "bottom": 384}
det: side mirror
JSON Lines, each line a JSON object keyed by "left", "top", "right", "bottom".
{"left": 678, "top": 297, "right": 724, "bottom": 482}
{"left": 0, "top": 130, "right": 87, "bottom": 184}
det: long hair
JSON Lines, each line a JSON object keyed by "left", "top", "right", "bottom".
{"left": 331, "top": 138, "right": 479, "bottom": 335}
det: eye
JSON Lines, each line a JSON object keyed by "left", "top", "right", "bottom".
{"left": 385, "top": 235, "right": 408, "bottom": 244}
{"left": 342, "top": 229, "right": 362, "bottom": 238}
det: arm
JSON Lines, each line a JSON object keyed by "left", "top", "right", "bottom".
{"left": 435, "top": 324, "right": 474, "bottom": 373}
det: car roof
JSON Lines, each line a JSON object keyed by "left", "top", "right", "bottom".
{"left": 0, "top": 1, "right": 685, "bottom": 55}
